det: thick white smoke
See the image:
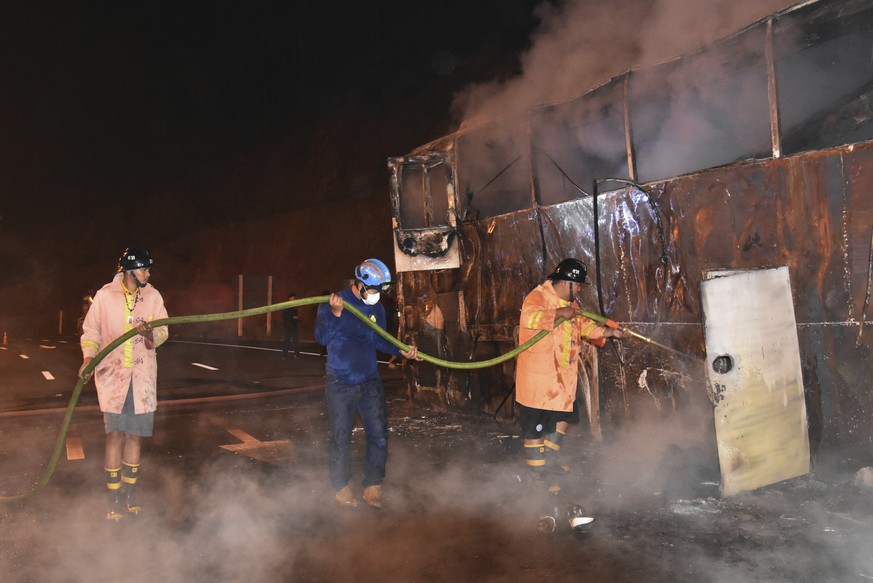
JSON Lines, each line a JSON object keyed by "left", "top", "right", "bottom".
{"left": 453, "top": 0, "right": 799, "bottom": 126}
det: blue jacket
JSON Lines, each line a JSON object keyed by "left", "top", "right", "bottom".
{"left": 315, "top": 287, "right": 401, "bottom": 385}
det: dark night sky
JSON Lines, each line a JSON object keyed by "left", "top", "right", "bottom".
{"left": 0, "top": 1, "right": 543, "bottom": 327}
{"left": 0, "top": 0, "right": 795, "bottom": 332}
{"left": 0, "top": 2, "right": 540, "bottom": 232}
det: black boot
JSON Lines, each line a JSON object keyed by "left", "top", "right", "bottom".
{"left": 106, "top": 488, "right": 124, "bottom": 522}
{"left": 121, "top": 461, "right": 143, "bottom": 516}
{"left": 124, "top": 483, "right": 143, "bottom": 516}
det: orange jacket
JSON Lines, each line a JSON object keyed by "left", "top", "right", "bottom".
{"left": 515, "top": 280, "right": 605, "bottom": 412}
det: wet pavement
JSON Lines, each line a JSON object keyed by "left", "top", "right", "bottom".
{"left": 2, "top": 345, "right": 873, "bottom": 582}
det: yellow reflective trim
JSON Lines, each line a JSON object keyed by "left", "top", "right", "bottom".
{"left": 123, "top": 302, "right": 134, "bottom": 368}
{"left": 121, "top": 283, "right": 139, "bottom": 368}
{"left": 560, "top": 319, "right": 572, "bottom": 367}
{"left": 579, "top": 319, "right": 598, "bottom": 339}
{"left": 526, "top": 459, "right": 546, "bottom": 467}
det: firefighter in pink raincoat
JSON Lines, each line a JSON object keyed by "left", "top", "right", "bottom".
{"left": 79, "top": 247, "right": 169, "bottom": 521}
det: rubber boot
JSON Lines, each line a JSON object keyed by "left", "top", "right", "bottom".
{"left": 106, "top": 488, "right": 125, "bottom": 522}
{"left": 122, "top": 462, "right": 142, "bottom": 515}
{"left": 524, "top": 442, "right": 560, "bottom": 493}
{"left": 105, "top": 467, "right": 124, "bottom": 522}
{"left": 124, "top": 483, "right": 143, "bottom": 516}
{"left": 544, "top": 430, "right": 570, "bottom": 474}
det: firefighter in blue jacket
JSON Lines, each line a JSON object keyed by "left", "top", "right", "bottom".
{"left": 315, "top": 258, "right": 417, "bottom": 508}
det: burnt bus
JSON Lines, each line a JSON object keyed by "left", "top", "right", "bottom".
{"left": 387, "top": 0, "right": 873, "bottom": 492}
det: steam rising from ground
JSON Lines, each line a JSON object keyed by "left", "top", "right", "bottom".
{"left": 453, "top": 0, "right": 798, "bottom": 126}
{"left": 3, "top": 401, "right": 873, "bottom": 582}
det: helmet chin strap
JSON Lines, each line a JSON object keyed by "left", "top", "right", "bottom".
{"left": 131, "top": 271, "right": 147, "bottom": 288}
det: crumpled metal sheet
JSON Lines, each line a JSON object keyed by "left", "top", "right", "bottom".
{"left": 401, "top": 141, "right": 873, "bottom": 456}
{"left": 392, "top": 0, "right": 873, "bottom": 458}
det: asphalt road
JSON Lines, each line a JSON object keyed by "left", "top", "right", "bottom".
{"left": 0, "top": 336, "right": 339, "bottom": 493}
{"left": 2, "top": 338, "right": 873, "bottom": 582}
{"left": 0, "top": 336, "right": 336, "bottom": 412}
{"left": 0, "top": 335, "right": 398, "bottom": 500}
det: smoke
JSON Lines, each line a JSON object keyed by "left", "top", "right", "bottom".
{"left": 0, "top": 458, "right": 295, "bottom": 582}
{"left": 452, "top": 0, "right": 798, "bottom": 126}
{"left": 2, "top": 401, "right": 873, "bottom": 582}
{"left": 590, "top": 401, "right": 721, "bottom": 509}
{"left": 0, "top": 426, "right": 556, "bottom": 582}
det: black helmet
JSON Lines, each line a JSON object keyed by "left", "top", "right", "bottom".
{"left": 548, "top": 258, "right": 589, "bottom": 284}
{"left": 118, "top": 247, "right": 154, "bottom": 272}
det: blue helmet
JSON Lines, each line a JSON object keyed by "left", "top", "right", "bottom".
{"left": 355, "top": 258, "right": 393, "bottom": 293}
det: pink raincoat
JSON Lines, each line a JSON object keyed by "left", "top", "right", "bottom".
{"left": 80, "top": 273, "right": 169, "bottom": 414}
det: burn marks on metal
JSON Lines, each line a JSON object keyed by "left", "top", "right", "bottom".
{"left": 396, "top": 228, "right": 455, "bottom": 258}
{"left": 386, "top": 1, "right": 873, "bottom": 453}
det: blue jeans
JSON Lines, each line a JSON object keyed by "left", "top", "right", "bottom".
{"left": 325, "top": 375, "right": 388, "bottom": 490}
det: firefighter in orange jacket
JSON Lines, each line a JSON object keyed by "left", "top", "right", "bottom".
{"left": 515, "top": 258, "right": 621, "bottom": 488}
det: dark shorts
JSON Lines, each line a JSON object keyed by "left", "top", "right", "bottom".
{"left": 103, "top": 383, "right": 154, "bottom": 437}
{"left": 518, "top": 400, "right": 579, "bottom": 439}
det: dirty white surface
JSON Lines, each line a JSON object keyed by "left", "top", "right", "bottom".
{"left": 701, "top": 266, "right": 809, "bottom": 496}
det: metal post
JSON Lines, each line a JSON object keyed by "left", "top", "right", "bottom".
{"left": 266, "top": 275, "right": 273, "bottom": 336}
{"left": 623, "top": 73, "right": 637, "bottom": 182}
{"left": 58, "top": 310, "right": 63, "bottom": 336}
{"left": 766, "top": 18, "right": 782, "bottom": 159}
{"left": 238, "top": 274, "right": 244, "bottom": 337}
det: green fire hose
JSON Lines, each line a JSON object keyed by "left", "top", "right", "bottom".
{"left": 0, "top": 295, "right": 559, "bottom": 501}
{"left": 0, "top": 294, "right": 689, "bottom": 501}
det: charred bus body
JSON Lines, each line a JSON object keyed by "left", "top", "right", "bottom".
{"left": 387, "top": 0, "right": 873, "bottom": 475}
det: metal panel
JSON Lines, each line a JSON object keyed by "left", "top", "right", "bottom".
{"left": 384, "top": 0, "right": 873, "bottom": 457}
{"left": 701, "top": 266, "right": 809, "bottom": 496}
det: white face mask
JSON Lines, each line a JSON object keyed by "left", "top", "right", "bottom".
{"left": 362, "top": 291, "right": 380, "bottom": 305}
